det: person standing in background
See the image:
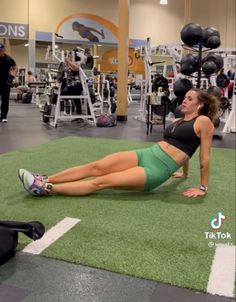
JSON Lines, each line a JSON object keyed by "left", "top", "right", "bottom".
{"left": 60, "top": 52, "right": 83, "bottom": 115}
{"left": 0, "top": 43, "right": 18, "bottom": 123}
{"left": 26, "top": 71, "right": 36, "bottom": 84}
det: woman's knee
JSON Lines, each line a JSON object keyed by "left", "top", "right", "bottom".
{"left": 89, "top": 161, "right": 105, "bottom": 176}
{"left": 90, "top": 175, "right": 110, "bottom": 190}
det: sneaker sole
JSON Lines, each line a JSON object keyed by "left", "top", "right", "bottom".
{"left": 19, "top": 169, "right": 48, "bottom": 184}
{"left": 22, "top": 171, "right": 33, "bottom": 194}
{"left": 18, "top": 169, "right": 24, "bottom": 182}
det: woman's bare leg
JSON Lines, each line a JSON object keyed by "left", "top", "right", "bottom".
{"left": 48, "top": 151, "right": 138, "bottom": 184}
{"left": 50, "top": 166, "right": 146, "bottom": 196}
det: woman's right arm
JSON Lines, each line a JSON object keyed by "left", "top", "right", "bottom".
{"left": 172, "top": 160, "right": 189, "bottom": 178}
{"left": 182, "top": 160, "right": 189, "bottom": 177}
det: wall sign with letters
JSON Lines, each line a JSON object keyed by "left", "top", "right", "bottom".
{"left": 0, "top": 22, "right": 28, "bottom": 39}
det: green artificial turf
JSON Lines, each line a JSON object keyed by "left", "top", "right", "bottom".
{"left": 0, "top": 136, "right": 235, "bottom": 293}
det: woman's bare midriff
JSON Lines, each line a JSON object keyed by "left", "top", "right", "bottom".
{"left": 158, "top": 141, "right": 189, "bottom": 165}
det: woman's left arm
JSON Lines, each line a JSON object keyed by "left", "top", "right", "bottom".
{"left": 182, "top": 117, "right": 214, "bottom": 198}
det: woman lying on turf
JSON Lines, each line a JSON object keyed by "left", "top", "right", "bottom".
{"left": 19, "top": 88, "right": 219, "bottom": 198}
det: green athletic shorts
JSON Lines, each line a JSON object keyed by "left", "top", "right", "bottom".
{"left": 135, "top": 144, "right": 180, "bottom": 192}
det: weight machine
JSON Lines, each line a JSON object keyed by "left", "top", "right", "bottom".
{"left": 222, "top": 76, "right": 236, "bottom": 133}
{"left": 204, "top": 48, "right": 235, "bottom": 132}
{"left": 134, "top": 38, "right": 182, "bottom": 125}
{"left": 29, "top": 81, "right": 47, "bottom": 108}
{"left": 42, "top": 33, "right": 97, "bottom": 127}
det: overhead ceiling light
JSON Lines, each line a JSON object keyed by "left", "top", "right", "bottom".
{"left": 24, "top": 43, "right": 29, "bottom": 47}
{"left": 160, "top": 0, "right": 168, "bottom": 4}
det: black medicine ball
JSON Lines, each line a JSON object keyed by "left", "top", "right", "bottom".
{"left": 180, "top": 23, "right": 203, "bottom": 47}
{"left": 152, "top": 76, "right": 169, "bottom": 92}
{"left": 202, "top": 61, "right": 217, "bottom": 75}
{"left": 205, "top": 36, "right": 221, "bottom": 49}
{"left": 174, "top": 104, "right": 185, "bottom": 118}
{"left": 202, "top": 27, "right": 220, "bottom": 46}
{"left": 180, "top": 53, "right": 199, "bottom": 69}
{"left": 173, "top": 79, "right": 193, "bottom": 98}
{"left": 216, "top": 74, "right": 230, "bottom": 88}
{"left": 180, "top": 53, "right": 199, "bottom": 75}
{"left": 202, "top": 53, "right": 223, "bottom": 72}
{"left": 180, "top": 63, "right": 195, "bottom": 76}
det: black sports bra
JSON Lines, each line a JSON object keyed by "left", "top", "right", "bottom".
{"left": 163, "top": 117, "right": 200, "bottom": 157}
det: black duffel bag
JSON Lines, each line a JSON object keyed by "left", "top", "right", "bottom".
{"left": 0, "top": 226, "right": 18, "bottom": 265}
{"left": 0, "top": 220, "right": 45, "bottom": 265}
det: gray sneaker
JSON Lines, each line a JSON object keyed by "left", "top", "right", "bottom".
{"left": 22, "top": 169, "right": 52, "bottom": 196}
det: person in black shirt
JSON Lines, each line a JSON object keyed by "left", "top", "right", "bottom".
{"left": 60, "top": 53, "right": 83, "bottom": 115}
{"left": 0, "top": 43, "right": 18, "bottom": 122}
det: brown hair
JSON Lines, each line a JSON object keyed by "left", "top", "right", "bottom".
{"left": 191, "top": 88, "right": 220, "bottom": 121}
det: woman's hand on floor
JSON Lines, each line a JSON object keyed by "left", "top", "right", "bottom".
{"left": 182, "top": 188, "right": 206, "bottom": 197}
{"left": 172, "top": 172, "right": 188, "bottom": 179}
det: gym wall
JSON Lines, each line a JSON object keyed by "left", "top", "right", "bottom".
{"left": 11, "top": 42, "right": 28, "bottom": 68}
{"left": 0, "top": 0, "right": 235, "bottom": 46}
{"left": 0, "top": 0, "right": 28, "bottom": 23}
{"left": 130, "top": 0, "right": 235, "bottom": 48}
{"left": 191, "top": 0, "right": 235, "bottom": 48}
{"left": 0, "top": 0, "right": 235, "bottom": 69}
{"left": 129, "top": 0, "right": 184, "bottom": 44}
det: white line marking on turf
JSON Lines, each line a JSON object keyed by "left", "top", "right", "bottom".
{"left": 207, "top": 245, "right": 236, "bottom": 298}
{"left": 22, "top": 217, "right": 80, "bottom": 255}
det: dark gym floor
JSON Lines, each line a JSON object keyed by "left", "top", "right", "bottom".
{"left": 0, "top": 101, "right": 235, "bottom": 154}
{"left": 0, "top": 101, "right": 235, "bottom": 302}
